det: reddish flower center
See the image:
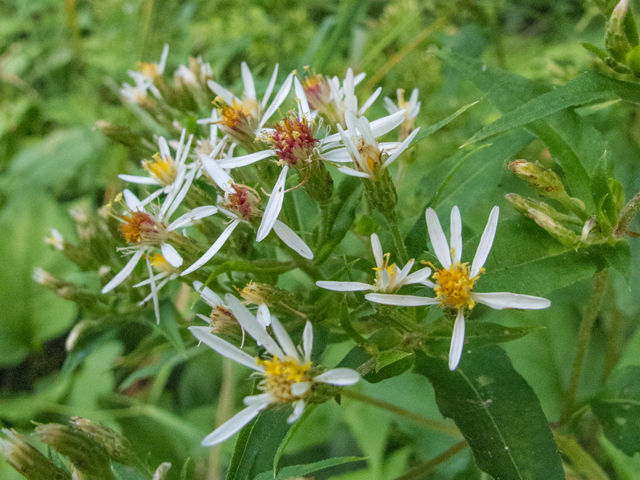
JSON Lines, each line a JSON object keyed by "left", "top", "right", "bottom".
{"left": 269, "top": 115, "right": 318, "bottom": 166}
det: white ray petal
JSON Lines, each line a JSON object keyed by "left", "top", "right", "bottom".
{"left": 370, "top": 233, "right": 383, "bottom": 266}
{"left": 260, "top": 73, "right": 293, "bottom": 128}
{"left": 158, "top": 44, "right": 169, "bottom": 74}
{"left": 161, "top": 242, "right": 183, "bottom": 268}
{"left": 294, "top": 77, "right": 310, "bottom": 117}
{"left": 291, "top": 382, "right": 311, "bottom": 396}
{"left": 450, "top": 206, "right": 463, "bottom": 263}
{"left": 193, "top": 281, "right": 223, "bottom": 307}
{"left": 288, "top": 399, "right": 306, "bottom": 423}
{"left": 225, "top": 294, "right": 285, "bottom": 358}
{"left": 380, "top": 127, "right": 420, "bottom": 170}
{"left": 118, "top": 174, "right": 159, "bottom": 185}
{"left": 133, "top": 271, "right": 169, "bottom": 288}
{"left": 358, "top": 87, "right": 382, "bottom": 115}
{"left": 256, "top": 166, "right": 288, "bottom": 242}
{"left": 189, "top": 326, "right": 262, "bottom": 371}
{"left": 270, "top": 316, "right": 299, "bottom": 360}
{"left": 261, "top": 64, "right": 279, "bottom": 109}
{"left": 145, "top": 255, "right": 161, "bottom": 324}
{"left": 256, "top": 303, "right": 271, "bottom": 327}
{"left": 201, "top": 403, "right": 266, "bottom": 447}
{"left": 243, "top": 393, "right": 273, "bottom": 406}
{"left": 321, "top": 148, "right": 352, "bottom": 163}
{"left": 101, "top": 249, "right": 145, "bottom": 293}
{"left": 167, "top": 205, "right": 218, "bottom": 231}
{"left": 394, "top": 259, "right": 415, "bottom": 287}
{"left": 316, "top": 281, "right": 372, "bottom": 292}
{"left": 217, "top": 150, "right": 273, "bottom": 168}
{"left": 449, "top": 309, "right": 465, "bottom": 371}
{"left": 425, "top": 208, "right": 451, "bottom": 268}
{"left": 207, "top": 80, "right": 237, "bottom": 106}
{"left": 123, "top": 189, "right": 144, "bottom": 211}
{"left": 472, "top": 292, "right": 551, "bottom": 310}
{"left": 344, "top": 69, "right": 357, "bottom": 113}
{"left": 353, "top": 72, "right": 366, "bottom": 86}
{"left": 405, "top": 267, "right": 432, "bottom": 285}
{"left": 365, "top": 293, "right": 439, "bottom": 307}
{"left": 369, "top": 110, "right": 406, "bottom": 138}
{"left": 180, "top": 219, "right": 240, "bottom": 276}
{"left": 165, "top": 167, "right": 196, "bottom": 219}
{"left": 383, "top": 96, "right": 399, "bottom": 114}
{"left": 471, "top": 206, "right": 499, "bottom": 277}
{"left": 273, "top": 220, "right": 313, "bottom": 259}
{"left": 241, "top": 62, "right": 256, "bottom": 101}
{"left": 138, "top": 187, "right": 165, "bottom": 207}
{"left": 338, "top": 166, "right": 370, "bottom": 178}
{"left": 303, "top": 321, "right": 313, "bottom": 363}
{"left": 314, "top": 368, "right": 360, "bottom": 386}
{"left": 158, "top": 136, "right": 171, "bottom": 159}
{"left": 201, "top": 154, "right": 233, "bottom": 189}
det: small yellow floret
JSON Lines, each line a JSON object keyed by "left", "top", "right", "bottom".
{"left": 256, "top": 355, "right": 311, "bottom": 402}
{"left": 432, "top": 262, "right": 482, "bottom": 310}
{"left": 143, "top": 153, "right": 177, "bottom": 185}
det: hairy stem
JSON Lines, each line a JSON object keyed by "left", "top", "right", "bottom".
{"left": 340, "top": 389, "right": 461, "bottom": 437}
{"left": 385, "top": 212, "right": 409, "bottom": 265}
{"left": 392, "top": 440, "right": 469, "bottom": 480}
{"left": 561, "top": 270, "right": 608, "bottom": 424}
{"left": 614, "top": 189, "right": 640, "bottom": 238}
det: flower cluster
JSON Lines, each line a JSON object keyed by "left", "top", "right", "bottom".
{"left": 39, "top": 44, "right": 556, "bottom": 451}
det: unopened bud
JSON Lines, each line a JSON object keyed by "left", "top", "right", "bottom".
{"left": 526, "top": 209, "right": 580, "bottom": 247}
{"left": 45, "top": 228, "right": 65, "bottom": 251}
{"left": 239, "top": 281, "right": 303, "bottom": 319}
{"left": 508, "top": 160, "right": 585, "bottom": 214}
{"left": 95, "top": 121, "right": 141, "bottom": 149}
{"left": 505, "top": 194, "right": 582, "bottom": 224}
{"left": 152, "top": 462, "right": 171, "bottom": 480}
{"left": 605, "top": 0, "right": 634, "bottom": 62}
{"left": 66, "top": 320, "right": 100, "bottom": 351}
{"left": 0, "top": 428, "right": 71, "bottom": 480}
{"left": 581, "top": 216, "right": 598, "bottom": 242}
{"left": 69, "top": 418, "right": 138, "bottom": 468}
{"left": 36, "top": 424, "right": 113, "bottom": 479}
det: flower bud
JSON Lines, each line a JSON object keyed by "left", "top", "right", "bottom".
{"left": 505, "top": 194, "right": 582, "bottom": 224}
{"left": 95, "top": 121, "right": 142, "bottom": 149}
{"left": 239, "top": 281, "right": 302, "bottom": 318}
{"left": 0, "top": 428, "right": 71, "bottom": 480}
{"left": 605, "top": 0, "right": 635, "bottom": 62}
{"left": 36, "top": 424, "right": 113, "bottom": 479}
{"left": 525, "top": 209, "right": 580, "bottom": 247}
{"left": 69, "top": 418, "right": 139, "bottom": 468}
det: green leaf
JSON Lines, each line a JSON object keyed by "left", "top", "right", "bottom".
{"left": 272, "top": 405, "right": 317, "bottom": 476}
{"left": 414, "top": 347, "right": 565, "bottom": 480}
{"left": 412, "top": 100, "right": 479, "bottom": 145}
{"left": 179, "top": 458, "right": 193, "bottom": 480}
{"left": 226, "top": 407, "right": 294, "bottom": 480}
{"left": 476, "top": 218, "right": 601, "bottom": 296}
{"left": 591, "top": 366, "right": 640, "bottom": 456}
{"left": 255, "top": 456, "right": 365, "bottom": 480}
{"left": 591, "top": 152, "right": 618, "bottom": 229}
{"left": 376, "top": 351, "right": 414, "bottom": 371}
{"left": 111, "top": 462, "right": 149, "bottom": 480}
{"left": 421, "top": 320, "right": 542, "bottom": 358}
{"left": 582, "top": 42, "right": 608, "bottom": 61}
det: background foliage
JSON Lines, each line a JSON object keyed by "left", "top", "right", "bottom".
{"left": 1, "top": 0, "right": 640, "bottom": 479}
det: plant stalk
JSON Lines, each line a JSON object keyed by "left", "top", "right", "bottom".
{"left": 392, "top": 440, "right": 469, "bottom": 480}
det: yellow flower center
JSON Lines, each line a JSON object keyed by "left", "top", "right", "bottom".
{"left": 120, "top": 212, "right": 156, "bottom": 244}
{"left": 143, "top": 153, "right": 177, "bottom": 185}
{"left": 373, "top": 252, "right": 399, "bottom": 292}
{"left": 149, "top": 253, "right": 176, "bottom": 273}
{"left": 256, "top": 355, "right": 311, "bottom": 402}
{"left": 432, "top": 261, "right": 482, "bottom": 310}
{"left": 136, "top": 62, "right": 159, "bottom": 79}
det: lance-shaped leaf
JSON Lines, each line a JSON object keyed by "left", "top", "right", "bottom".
{"left": 414, "top": 347, "right": 565, "bottom": 480}
{"left": 421, "top": 319, "right": 542, "bottom": 358}
{"left": 591, "top": 366, "right": 640, "bottom": 456}
{"left": 254, "top": 456, "right": 365, "bottom": 480}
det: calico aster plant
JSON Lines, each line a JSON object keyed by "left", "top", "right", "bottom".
{"left": 28, "top": 19, "right": 640, "bottom": 479}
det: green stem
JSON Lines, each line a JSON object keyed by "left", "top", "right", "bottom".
{"left": 340, "top": 389, "right": 461, "bottom": 437}
{"left": 385, "top": 212, "right": 409, "bottom": 265}
{"left": 561, "top": 270, "right": 609, "bottom": 424}
{"left": 392, "top": 440, "right": 469, "bottom": 480}
{"left": 317, "top": 202, "right": 333, "bottom": 248}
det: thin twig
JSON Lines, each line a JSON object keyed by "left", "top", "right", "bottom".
{"left": 393, "top": 440, "right": 469, "bottom": 480}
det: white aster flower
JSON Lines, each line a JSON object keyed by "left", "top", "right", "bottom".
{"left": 209, "top": 63, "right": 293, "bottom": 149}
{"left": 326, "top": 110, "right": 420, "bottom": 179}
{"left": 44, "top": 228, "right": 64, "bottom": 251}
{"left": 301, "top": 68, "right": 380, "bottom": 125}
{"left": 317, "top": 233, "right": 431, "bottom": 294}
{"left": 121, "top": 44, "right": 169, "bottom": 102}
{"left": 180, "top": 161, "right": 313, "bottom": 276}
{"left": 366, "top": 206, "right": 551, "bottom": 371}
{"left": 102, "top": 188, "right": 218, "bottom": 322}
{"left": 118, "top": 128, "right": 196, "bottom": 207}
{"left": 189, "top": 294, "right": 360, "bottom": 446}
{"left": 383, "top": 88, "right": 421, "bottom": 141}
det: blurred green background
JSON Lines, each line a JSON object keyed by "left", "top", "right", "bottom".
{"left": 2, "top": 0, "right": 640, "bottom": 479}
